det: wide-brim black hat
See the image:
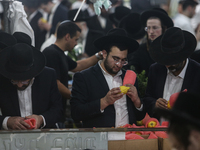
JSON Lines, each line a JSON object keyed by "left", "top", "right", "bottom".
{"left": 109, "top": 6, "right": 131, "bottom": 27}
{"left": 140, "top": 8, "right": 174, "bottom": 28}
{"left": 68, "top": 9, "right": 90, "bottom": 22}
{"left": 156, "top": 92, "right": 200, "bottom": 128}
{"left": 119, "top": 13, "right": 146, "bottom": 40}
{"left": 0, "top": 43, "right": 46, "bottom": 80}
{"left": 149, "top": 27, "right": 196, "bottom": 65}
{"left": 94, "top": 28, "right": 139, "bottom": 54}
{"left": 13, "top": 32, "right": 32, "bottom": 45}
{"left": 0, "top": 31, "right": 17, "bottom": 49}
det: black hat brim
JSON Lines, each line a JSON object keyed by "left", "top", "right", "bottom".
{"left": 94, "top": 35, "right": 139, "bottom": 54}
{"left": 0, "top": 46, "right": 46, "bottom": 80}
{"left": 149, "top": 30, "right": 196, "bottom": 65}
{"left": 141, "top": 10, "right": 174, "bottom": 28}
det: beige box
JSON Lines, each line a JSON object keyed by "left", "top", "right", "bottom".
{"left": 108, "top": 135, "right": 159, "bottom": 150}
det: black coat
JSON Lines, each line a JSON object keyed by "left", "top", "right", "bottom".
{"left": 49, "top": 4, "right": 68, "bottom": 36}
{"left": 143, "top": 59, "right": 200, "bottom": 118}
{"left": 70, "top": 63, "right": 145, "bottom": 128}
{"left": 0, "top": 67, "right": 63, "bottom": 129}
{"left": 29, "top": 10, "right": 46, "bottom": 49}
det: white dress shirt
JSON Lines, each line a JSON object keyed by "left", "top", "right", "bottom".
{"left": 98, "top": 61, "right": 143, "bottom": 127}
{"left": 163, "top": 59, "right": 188, "bottom": 101}
{"left": 2, "top": 78, "right": 46, "bottom": 129}
{"left": 161, "top": 59, "right": 189, "bottom": 123}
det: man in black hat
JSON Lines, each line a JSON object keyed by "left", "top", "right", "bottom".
{"left": 143, "top": 27, "right": 200, "bottom": 120}
{"left": 70, "top": 28, "right": 145, "bottom": 128}
{"left": 156, "top": 92, "right": 200, "bottom": 150}
{"left": 0, "top": 43, "right": 63, "bottom": 130}
{"left": 127, "top": 8, "right": 174, "bottom": 77}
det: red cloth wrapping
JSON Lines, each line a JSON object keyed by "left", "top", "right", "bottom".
{"left": 169, "top": 89, "right": 187, "bottom": 108}
{"left": 24, "top": 118, "right": 36, "bottom": 129}
{"left": 123, "top": 70, "right": 137, "bottom": 86}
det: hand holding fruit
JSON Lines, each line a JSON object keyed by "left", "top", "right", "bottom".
{"left": 125, "top": 84, "right": 141, "bottom": 108}
{"left": 101, "top": 87, "right": 123, "bottom": 109}
{"left": 155, "top": 98, "right": 168, "bottom": 109}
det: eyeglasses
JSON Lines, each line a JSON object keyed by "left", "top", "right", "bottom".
{"left": 112, "top": 56, "right": 128, "bottom": 66}
{"left": 144, "top": 26, "right": 161, "bottom": 32}
{"left": 11, "top": 79, "right": 31, "bottom": 85}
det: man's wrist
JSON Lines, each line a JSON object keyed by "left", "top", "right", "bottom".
{"left": 95, "top": 52, "right": 103, "bottom": 60}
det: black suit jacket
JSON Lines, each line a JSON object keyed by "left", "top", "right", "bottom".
{"left": 0, "top": 67, "right": 63, "bottom": 129}
{"left": 70, "top": 63, "right": 145, "bottom": 128}
{"left": 29, "top": 10, "right": 46, "bottom": 49}
{"left": 143, "top": 59, "right": 200, "bottom": 118}
{"left": 49, "top": 4, "right": 68, "bottom": 36}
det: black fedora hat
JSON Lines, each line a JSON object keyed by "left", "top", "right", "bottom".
{"left": 149, "top": 27, "right": 196, "bottom": 65}
{"left": 140, "top": 8, "right": 174, "bottom": 28}
{"left": 0, "top": 43, "right": 46, "bottom": 80}
{"left": 109, "top": 6, "right": 131, "bottom": 27}
{"left": 68, "top": 9, "right": 90, "bottom": 22}
{"left": 156, "top": 92, "right": 200, "bottom": 128}
{"left": 13, "top": 32, "right": 32, "bottom": 45}
{"left": 94, "top": 28, "right": 139, "bottom": 53}
{"left": 0, "top": 31, "right": 17, "bottom": 49}
{"left": 119, "top": 13, "right": 146, "bottom": 40}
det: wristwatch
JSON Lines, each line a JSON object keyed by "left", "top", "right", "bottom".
{"left": 95, "top": 52, "right": 101, "bottom": 59}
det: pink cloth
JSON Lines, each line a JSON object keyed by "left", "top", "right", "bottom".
{"left": 123, "top": 70, "right": 137, "bottom": 86}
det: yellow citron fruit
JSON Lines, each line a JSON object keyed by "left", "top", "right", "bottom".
{"left": 120, "top": 86, "right": 130, "bottom": 94}
{"left": 167, "top": 101, "right": 171, "bottom": 109}
{"left": 40, "top": 18, "right": 47, "bottom": 23}
{"left": 137, "top": 120, "right": 143, "bottom": 126}
{"left": 147, "top": 121, "right": 157, "bottom": 128}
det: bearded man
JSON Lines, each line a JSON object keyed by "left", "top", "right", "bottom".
{"left": 70, "top": 28, "right": 146, "bottom": 128}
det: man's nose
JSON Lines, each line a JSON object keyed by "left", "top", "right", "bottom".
{"left": 16, "top": 82, "right": 24, "bottom": 88}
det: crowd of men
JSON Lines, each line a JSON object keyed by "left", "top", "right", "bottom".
{"left": 0, "top": 0, "right": 200, "bottom": 149}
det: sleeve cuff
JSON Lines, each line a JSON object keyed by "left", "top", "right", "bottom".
{"left": 40, "top": 115, "right": 46, "bottom": 128}
{"left": 136, "top": 104, "right": 143, "bottom": 111}
{"left": 2, "top": 116, "right": 10, "bottom": 130}
{"left": 100, "top": 109, "right": 104, "bottom": 113}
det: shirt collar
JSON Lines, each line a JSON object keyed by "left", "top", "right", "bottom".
{"left": 98, "top": 60, "right": 122, "bottom": 77}
{"left": 167, "top": 58, "right": 189, "bottom": 78}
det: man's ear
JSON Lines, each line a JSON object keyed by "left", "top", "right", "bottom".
{"left": 188, "top": 130, "right": 200, "bottom": 150}
{"left": 65, "top": 33, "right": 70, "bottom": 41}
{"left": 102, "top": 50, "right": 107, "bottom": 59}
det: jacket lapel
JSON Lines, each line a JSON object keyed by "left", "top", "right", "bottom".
{"left": 93, "top": 63, "right": 109, "bottom": 93}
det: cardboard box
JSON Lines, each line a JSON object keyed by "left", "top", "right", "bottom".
{"left": 160, "top": 138, "right": 173, "bottom": 150}
{"left": 108, "top": 135, "right": 159, "bottom": 150}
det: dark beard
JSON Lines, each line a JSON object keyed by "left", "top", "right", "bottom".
{"left": 104, "top": 57, "right": 118, "bottom": 75}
